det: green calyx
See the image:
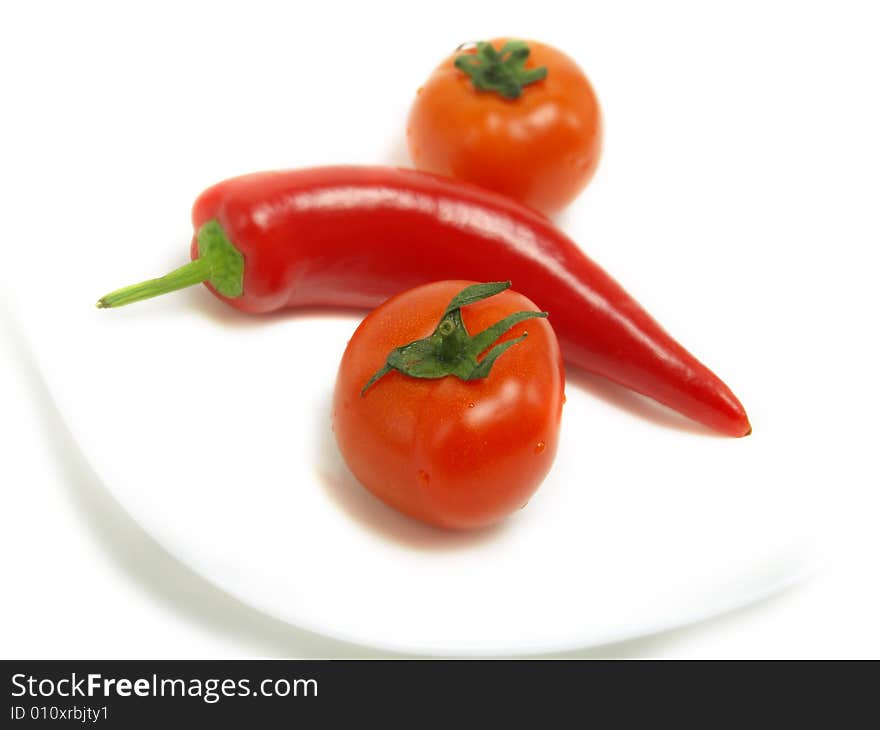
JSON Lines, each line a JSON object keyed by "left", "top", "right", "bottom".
{"left": 95, "top": 219, "right": 244, "bottom": 309}
{"left": 454, "top": 40, "right": 548, "bottom": 100}
{"left": 362, "top": 281, "right": 548, "bottom": 395}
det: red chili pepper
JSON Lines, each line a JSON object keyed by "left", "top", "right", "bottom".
{"left": 97, "top": 166, "right": 750, "bottom": 437}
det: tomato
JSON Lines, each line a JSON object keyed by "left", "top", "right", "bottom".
{"left": 332, "top": 281, "right": 565, "bottom": 529}
{"left": 407, "top": 38, "right": 602, "bottom": 215}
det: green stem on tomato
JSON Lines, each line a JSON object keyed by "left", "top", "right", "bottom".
{"left": 454, "top": 40, "right": 547, "bottom": 100}
{"left": 361, "top": 281, "right": 548, "bottom": 394}
{"left": 96, "top": 219, "right": 244, "bottom": 308}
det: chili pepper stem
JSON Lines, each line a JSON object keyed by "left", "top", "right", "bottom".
{"left": 96, "top": 219, "right": 245, "bottom": 309}
{"left": 96, "top": 258, "right": 212, "bottom": 308}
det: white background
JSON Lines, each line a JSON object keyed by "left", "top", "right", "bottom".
{"left": 1, "top": 1, "right": 878, "bottom": 657}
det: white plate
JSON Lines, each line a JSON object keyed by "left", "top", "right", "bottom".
{"left": 8, "top": 278, "right": 817, "bottom": 654}
{"left": 1, "top": 4, "right": 834, "bottom": 655}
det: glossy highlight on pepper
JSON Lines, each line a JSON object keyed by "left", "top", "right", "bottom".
{"left": 97, "top": 165, "right": 750, "bottom": 437}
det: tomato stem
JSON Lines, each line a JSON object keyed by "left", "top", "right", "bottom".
{"left": 361, "top": 281, "right": 548, "bottom": 394}
{"left": 96, "top": 220, "right": 244, "bottom": 308}
{"left": 454, "top": 40, "right": 547, "bottom": 100}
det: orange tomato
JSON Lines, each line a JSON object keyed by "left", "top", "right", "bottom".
{"left": 407, "top": 38, "right": 602, "bottom": 215}
{"left": 332, "top": 280, "right": 565, "bottom": 530}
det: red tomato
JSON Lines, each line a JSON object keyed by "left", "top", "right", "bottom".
{"left": 332, "top": 280, "right": 565, "bottom": 530}
{"left": 407, "top": 38, "right": 602, "bottom": 215}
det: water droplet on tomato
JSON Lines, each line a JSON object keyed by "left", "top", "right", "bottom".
{"left": 534, "top": 441, "right": 546, "bottom": 454}
{"left": 417, "top": 470, "right": 431, "bottom": 486}
{"left": 467, "top": 402, "right": 475, "bottom": 408}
